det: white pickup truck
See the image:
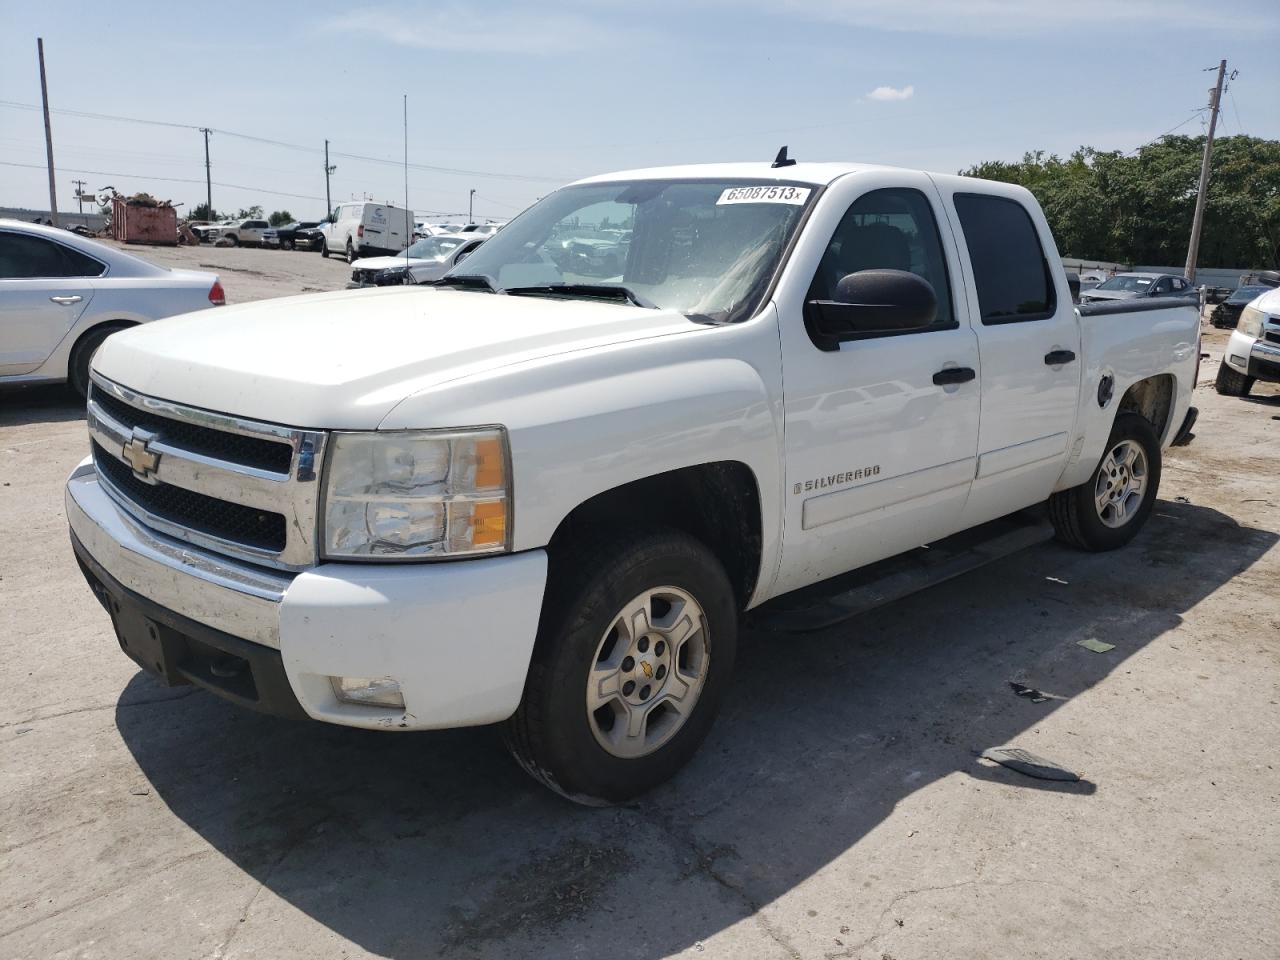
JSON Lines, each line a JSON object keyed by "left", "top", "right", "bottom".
{"left": 66, "top": 160, "right": 1200, "bottom": 804}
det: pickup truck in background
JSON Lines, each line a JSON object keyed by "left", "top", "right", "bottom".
{"left": 210, "top": 218, "right": 271, "bottom": 247}
{"left": 1216, "top": 280, "right": 1280, "bottom": 397}
{"left": 66, "top": 159, "right": 1200, "bottom": 804}
{"left": 262, "top": 220, "right": 323, "bottom": 251}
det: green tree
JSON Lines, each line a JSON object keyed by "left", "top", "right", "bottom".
{"left": 268, "top": 209, "right": 294, "bottom": 226}
{"left": 234, "top": 204, "right": 264, "bottom": 220}
{"left": 190, "top": 202, "right": 217, "bottom": 222}
{"left": 961, "top": 135, "right": 1280, "bottom": 269}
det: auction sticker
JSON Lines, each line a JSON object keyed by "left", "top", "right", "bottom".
{"left": 717, "top": 185, "right": 811, "bottom": 205}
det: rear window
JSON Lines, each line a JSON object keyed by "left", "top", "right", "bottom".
{"left": 954, "top": 194, "right": 1055, "bottom": 324}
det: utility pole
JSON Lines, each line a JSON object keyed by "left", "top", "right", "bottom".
{"left": 71, "top": 178, "right": 86, "bottom": 214}
{"left": 37, "top": 38, "right": 59, "bottom": 227}
{"left": 324, "top": 139, "right": 336, "bottom": 216}
{"left": 1184, "top": 59, "right": 1227, "bottom": 284}
{"left": 469, "top": 188, "right": 476, "bottom": 223}
{"left": 201, "top": 128, "right": 212, "bottom": 219}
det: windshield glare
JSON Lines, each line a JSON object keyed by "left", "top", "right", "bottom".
{"left": 1097, "top": 276, "right": 1153, "bottom": 292}
{"left": 447, "top": 179, "right": 815, "bottom": 322}
{"left": 1228, "top": 286, "right": 1266, "bottom": 303}
{"left": 406, "top": 236, "right": 466, "bottom": 261}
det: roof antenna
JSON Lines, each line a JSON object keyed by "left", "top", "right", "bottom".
{"left": 771, "top": 145, "right": 796, "bottom": 168}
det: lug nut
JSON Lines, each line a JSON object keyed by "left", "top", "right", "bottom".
{"left": 621, "top": 656, "right": 635, "bottom": 672}
{"left": 623, "top": 679, "right": 636, "bottom": 696}
{"left": 637, "top": 637, "right": 649, "bottom": 653}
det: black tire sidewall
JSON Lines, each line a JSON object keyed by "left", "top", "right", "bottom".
{"left": 345, "top": 241, "right": 355, "bottom": 264}
{"left": 521, "top": 531, "right": 737, "bottom": 803}
{"left": 1070, "top": 413, "right": 1162, "bottom": 550}
{"left": 69, "top": 325, "right": 126, "bottom": 399}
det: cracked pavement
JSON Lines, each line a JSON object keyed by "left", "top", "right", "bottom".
{"left": 2, "top": 298, "right": 1278, "bottom": 958}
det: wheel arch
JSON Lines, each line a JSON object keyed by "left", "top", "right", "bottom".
{"left": 546, "top": 461, "right": 765, "bottom": 612}
{"left": 1116, "top": 373, "right": 1175, "bottom": 444}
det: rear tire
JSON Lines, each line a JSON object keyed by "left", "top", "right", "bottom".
{"left": 345, "top": 240, "right": 356, "bottom": 265}
{"left": 1215, "top": 362, "right": 1254, "bottom": 397}
{"left": 504, "top": 528, "right": 737, "bottom": 805}
{"left": 69, "top": 323, "right": 131, "bottom": 400}
{"left": 1049, "top": 412, "right": 1161, "bottom": 552}
{"left": 320, "top": 240, "right": 330, "bottom": 258}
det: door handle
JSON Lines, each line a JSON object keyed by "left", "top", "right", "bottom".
{"left": 932, "top": 366, "right": 976, "bottom": 386}
{"left": 49, "top": 295, "right": 83, "bottom": 305}
{"left": 1044, "top": 349, "right": 1076, "bottom": 365}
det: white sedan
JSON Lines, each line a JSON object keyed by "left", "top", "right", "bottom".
{"left": 347, "top": 234, "right": 485, "bottom": 288}
{"left": 0, "top": 219, "right": 224, "bottom": 397}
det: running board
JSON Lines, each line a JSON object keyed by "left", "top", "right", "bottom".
{"left": 750, "top": 509, "right": 1055, "bottom": 633}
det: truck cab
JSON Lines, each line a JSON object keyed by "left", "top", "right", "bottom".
{"left": 67, "top": 160, "right": 1199, "bottom": 804}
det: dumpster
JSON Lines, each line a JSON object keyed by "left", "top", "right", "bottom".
{"left": 111, "top": 195, "right": 178, "bottom": 245}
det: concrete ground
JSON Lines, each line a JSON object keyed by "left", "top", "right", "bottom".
{"left": 1, "top": 270, "right": 1278, "bottom": 958}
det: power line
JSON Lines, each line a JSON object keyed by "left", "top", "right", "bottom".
{"left": 1126, "top": 107, "right": 1208, "bottom": 155}
{"left": 0, "top": 99, "right": 567, "bottom": 183}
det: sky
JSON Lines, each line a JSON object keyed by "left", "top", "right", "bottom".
{"left": 2, "top": 0, "right": 1278, "bottom": 224}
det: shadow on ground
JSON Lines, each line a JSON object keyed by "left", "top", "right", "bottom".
{"left": 0, "top": 384, "right": 84, "bottom": 427}
{"left": 114, "top": 499, "right": 1275, "bottom": 958}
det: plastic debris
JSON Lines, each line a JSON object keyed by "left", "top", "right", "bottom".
{"left": 980, "top": 746, "right": 1081, "bottom": 782}
{"left": 1045, "top": 576, "right": 1069, "bottom": 585}
{"left": 1010, "top": 681, "right": 1049, "bottom": 703}
{"left": 1078, "top": 637, "right": 1115, "bottom": 653}
{"left": 1173, "top": 495, "right": 1191, "bottom": 503}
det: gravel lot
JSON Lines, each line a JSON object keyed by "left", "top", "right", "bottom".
{"left": 2, "top": 252, "right": 1278, "bottom": 959}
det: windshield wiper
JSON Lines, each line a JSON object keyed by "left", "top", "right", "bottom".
{"left": 503, "top": 283, "right": 658, "bottom": 309}
{"left": 428, "top": 274, "right": 496, "bottom": 292}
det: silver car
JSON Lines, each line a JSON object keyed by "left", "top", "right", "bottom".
{"left": 0, "top": 220, "right": 224, "bottom": 396}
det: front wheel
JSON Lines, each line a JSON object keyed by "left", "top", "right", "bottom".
{"left": 320, "top": 240, "right": 330, "bottom": 258}
{"left": 504, "top": 529, "right": 737, "bottom": 805}
{"left": 1049, "top": 412, "right": 1161, "bottom": 551}
{"left": 1215, "top": 361, "right": 1254, "bottom": 397}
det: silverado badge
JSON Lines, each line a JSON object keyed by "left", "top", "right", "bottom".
{"left": 121, "top": 427, "right": 161, "bottom": 482}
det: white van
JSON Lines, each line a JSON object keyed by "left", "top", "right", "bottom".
{"left": 319, "top": 202, "right": 412, "bottom": 264}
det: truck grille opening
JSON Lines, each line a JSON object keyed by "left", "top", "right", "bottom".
{"left": 92, "top": 388, "right": 294, "bottom": 474}
{"left": 92, "top": 440, "right": 287, "bottom": 552}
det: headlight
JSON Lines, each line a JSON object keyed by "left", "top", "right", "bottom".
{"left": 323, "top": 428, "right": 510, "bottom": 559}
{"left": 1237, "top": 305, "right": 1265, "bottom": 339}
{"left": 375, "top": 267, "right": 411, "bottom": 286}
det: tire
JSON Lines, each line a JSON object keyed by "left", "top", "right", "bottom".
{"left": 1049, "top": 412, "right": 1161, "bottom": 552}
{"left": 225, "top": 234, "right": 239, "bottom": 247}
{"left": 68, "top": 323, "right": 131, "bottom": 400}
{"left": 320, "top": 240, "right": 330, "bottom": 258}
{"left": 1215, "top": 361, "right": 1254, "bottom": 397}
{"left": 504, "top": 528, "right": 737, "bottom": 805}
{"left": 345, "top": 240, "right": 356, "bottom": 265}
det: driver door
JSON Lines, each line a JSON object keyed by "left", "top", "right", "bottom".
{"left": 771, "top": 172, "right": 981, "bottom": 596}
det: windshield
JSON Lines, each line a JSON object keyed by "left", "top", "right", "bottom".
{"left": 406, "top": 236, "right": 467, "bottom": 260}
{"left": 448, "top": 179, "right": 816, "bottom": 322}
{"left": 1096, "top": 275, "right": 1154, "bottom": 292}
{"left": 1228, "top": 286, "right": 1266, "bottom": 303}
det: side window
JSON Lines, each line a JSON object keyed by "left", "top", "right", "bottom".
{"left": 808, "top": 187, "right": 955, "bottom": 333}
{"left": 0, "top": 231, "right": 105, "bottom": 279}
{"left": 1154, "top": 278, "right": 1173, "bottom": 295}
{"left": 953, "top": 193, "right": 1055, "bottom": 324}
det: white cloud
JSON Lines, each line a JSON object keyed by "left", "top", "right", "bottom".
{"left": 320, "top": 5, "right": 621, "bottom": 54}
{"left": 866, "top": 84, "right": 914, "bottom": 102}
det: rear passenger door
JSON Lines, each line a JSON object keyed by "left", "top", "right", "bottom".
{"left": 0, "top": 230, "right": 100, "bottom": 375}
{"left": 936, "top": 187, "right": 1081, "bottom": 528}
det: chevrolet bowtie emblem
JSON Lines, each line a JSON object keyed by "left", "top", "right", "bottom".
{"left": 121, "top": 428, "right": 161, "bottom": 481}
{"left": 639, "top": 661, "right": 654, "bottom": 679}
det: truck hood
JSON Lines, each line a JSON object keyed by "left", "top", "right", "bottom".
{"left": 93, "top": 287, "right": 699, "bottom": 429}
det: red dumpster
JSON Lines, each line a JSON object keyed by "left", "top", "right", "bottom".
{"left": 111, "top": 197, "right": 178, "bottom": 246}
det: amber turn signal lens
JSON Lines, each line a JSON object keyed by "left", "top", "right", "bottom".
{"left": 473, "top": 436, "right": 505, "bottom": 489}
{"left": 470, "top": 499, "right": 507, "bottom": 547}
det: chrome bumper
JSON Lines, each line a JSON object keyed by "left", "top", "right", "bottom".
{"left": 65, "top": 458, "right": 291, "bottom": 648}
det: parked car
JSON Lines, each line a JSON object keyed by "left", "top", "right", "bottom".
{"left": 319, "top": 201, "right": 412, "bottom": 263}
{"left": 1216, "top": 275, "right": 1280, "bottom": 397}
{"left": 192, "top": 220, "right": 233, "bottom": 243}
{"left": 261, "top": 221, "right": 323, "bottom": 251}
{"left": 1078, "top": 272, "right": 1195, "bottom": 303}
{"left": 457, "top": 222, "right": 505, "bottom": 236}
{"left": 66, "top": 161, "right": 1200, "bottom": 804}
{"left": 347, "top": 235, "right": 484, "bottom": 287}
{"left": 0, "top": 219, "right": 223, "bottom": 397}
{"left": 293, "top": 223, "right": 327, "bottom": 251}
{"left": 1210, "top": 284, "right": 1272, "bottom": 328}
{"left": 210, "top": 218, "right": 271, "bottom": 247}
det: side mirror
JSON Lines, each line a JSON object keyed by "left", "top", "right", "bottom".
{"left": 805, "top": 269, "right": 937, "bottom": 351}
{"left": 327, "top": 212, "right": 337, "bottom": 224}
{"left": 1066, "top": 271, "right": 1081, "bottom": 303}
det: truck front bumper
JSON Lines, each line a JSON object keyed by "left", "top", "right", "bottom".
{"left": 1225, "top": 331, "right": 1280, "bottom": 383}
{"left": 66, "top": 459, "right": 548, "bottom": 730}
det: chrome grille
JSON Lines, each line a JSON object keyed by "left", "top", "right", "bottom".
{"left": 86, "top": 375, "right": 327, "bottom": 570}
